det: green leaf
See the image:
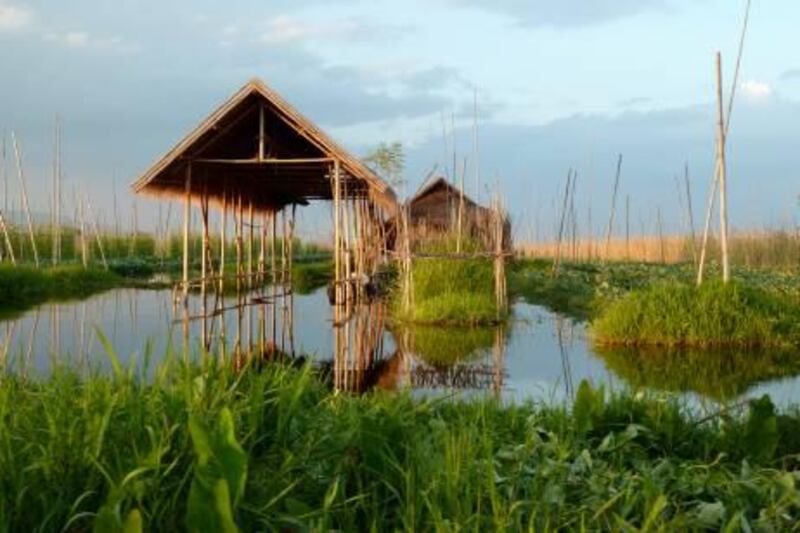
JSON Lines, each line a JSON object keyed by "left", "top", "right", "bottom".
{"left": 186, "top": 408, "right": 248, "bottom": 533}
{"left": 744, "top": 395, "right": 778, "bottom": 462}
{"left": 573, "top": 380, "right": 603, "bottom": 434}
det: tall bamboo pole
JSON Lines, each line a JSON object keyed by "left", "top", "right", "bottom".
{"left": 716, "top": 52, "right": 730, "bottom": 282}
{"left": 248, "top": 200, "right": 254, "bottom": 286}
{"left": 333, "top": 160, "right": 342, "bottom": 304}
{"left": 0, "top": 213, "right": 16, "bottom": 265}
{"left": 11, "top": 132, "right": 38, "bottom": 268}
{"left": 1, "top": 133, "right": 7, "bottom": 222}
{"left": 684, "top": 163, "right": 698, "bottom": 265}
{"left": 52, "top": 114, "right": 61, "bottom": 265}
{"left": 604, "top": 154, "right": 623, "bottom": 261}
{"left": 78, "top": 193, "right": 88, "bottom": 267}
{"left": 551, "top": 168, "right": 573, "bottom": 277}
{"left": 220, "top": 191, "right": 227, "bottom": 294}
{"left": 85, "top": 195, "right": 108, "bottom": 269}
{"left": 201, "top": 187, "right": 210, "bottom": 348}
{"left": 182, "top": 164, "right": 192, "bottom": 299}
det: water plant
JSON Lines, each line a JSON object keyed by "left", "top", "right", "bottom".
{"left": 2, "top": 354, "right": 800, "bottom": 531}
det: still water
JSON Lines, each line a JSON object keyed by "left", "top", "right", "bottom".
{"left": 2, "top": 287, "right": 800, "bottom": 407}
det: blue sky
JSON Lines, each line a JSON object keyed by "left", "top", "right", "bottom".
{"left": 0, "top": 0, "right": 798, "bottom": 240}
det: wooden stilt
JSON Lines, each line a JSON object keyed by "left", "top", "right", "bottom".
{"left": 182, "top": 164, "right": 192, "bottom": 300}
{"left": 201, "top": 186, "right": 210, "bottom": 349}
{"left": 333, "top": 160, "right": 342, "bottom": 304}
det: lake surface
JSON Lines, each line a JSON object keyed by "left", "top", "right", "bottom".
{"left": 2, "top": 286, "right": 800, "bottom": 408}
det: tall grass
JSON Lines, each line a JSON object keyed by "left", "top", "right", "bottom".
{"left": 1, "top": 358, "right": 800, "bottom": 531}
{"left": 395, "top": 235, "right": 504, "bottom": 325}
{"left": 519, "top": 229, "right": 800, "bottom": 270}
{"left": 593, "top": 280, "right": 800, "bottom": 348}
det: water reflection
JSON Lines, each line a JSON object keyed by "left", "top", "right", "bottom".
{"left": 1, "top": 288, "right": 800, "bottom": 407}
{"left": 596, "top": 345, "right": 800, "bottom": 402}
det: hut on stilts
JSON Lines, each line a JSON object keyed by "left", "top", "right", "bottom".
{"left": 131, "top": 78, "right": 398, "bottom": 358}
{"left": 387, "top": 176, "right": 511, "bottom": 250}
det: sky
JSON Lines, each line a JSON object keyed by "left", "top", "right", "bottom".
{"left": 0, "top": 0, "right": 799, "bottom": 241}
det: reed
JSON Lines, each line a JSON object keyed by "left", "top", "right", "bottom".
{"left": 520, "top": 229, "right": 800, "bottom": 270}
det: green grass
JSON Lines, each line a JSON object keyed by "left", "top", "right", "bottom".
{"left": 0, "top": 264, "right": 125, "bottom": 316}
{"left": 2, "top": 357, "right": 800, "bottom": 531}
{"left": 593, "top": 280, "right": 800, "bottom": 348}
{"left": 394, "top": 237, "right": 504, "bottom": 325}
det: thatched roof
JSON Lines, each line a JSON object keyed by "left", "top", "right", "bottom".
{"left": 131, "top": 78, "right": 397, "bottom": 213}
{"left": 410, "top": 176, "right": 480, "bottom": 209}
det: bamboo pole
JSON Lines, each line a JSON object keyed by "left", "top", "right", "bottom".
{"left": 684, "top": 163, "right": 698, "bottom": 265}
{"left": 457, "top": 157, "right": 465, "bottom": 253}
{"left": 181, "top": 165, "right": 193, "bottom": 300}
{"left": 0, "top": 213, "right": 16, "bottom": 265}
{"left": 130, "top": 200, "right": 139, "bottom": 257}
{"left": 201, "top": 186, "right": 210, "bottom": 348}
{"left": 248, "top": 200, "right": 254, "bottom": 286}
{"left": 603, "top": 154, "right": 623, "bottom": 261}
{"left": 52, "top": 114, "right": 61, "bottom": 265}
{"left": 78, "top": 193, "right": 88, "bottom": 267}
{"left": 1, "top": 134, "right": 7, "bottom": 223}
{"left": 657, "top": 206, "right": 665, "bottom": 264}
{"left": 551, "top": 168, "right": 573, "bottom": 277}
{"left": 11, "top": 132, "right": 38, "bottom": 268}
{"left": 716, "top": 52, "right": 730, "bottom": 282}
{"left": 333, "top": 160, "right": 342, "bottom": 304}
{"left": 85, "top": 195, "right": 108, "bottom": 270}
{"left": 625, "top": 195, "right": 631, "bottom": 261}
{"left": 473, "top": 87, "right": 480, "bottom": 203}
{"left": 220, "top": 191, "right": 227, "bottom": 294}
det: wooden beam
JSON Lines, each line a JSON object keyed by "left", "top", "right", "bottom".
{"left": 191, "top": 157, "right": 334, "bottom": 165}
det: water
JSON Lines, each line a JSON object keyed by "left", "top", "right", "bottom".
{"left": 2, "top": 287, "right": 800, "bottom": 407}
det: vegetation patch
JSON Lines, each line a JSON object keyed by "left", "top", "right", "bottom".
{"left": 593, "top": 280, "right": 800, "bottom": 348}
{"left": 2, "top": 359, "right": 800, "bottom": 531}
{"left": 0, "top": 264, "right": 124, "bottom": 315}
{"left": 393, "top": 236, "right": 505, "bottom": 325}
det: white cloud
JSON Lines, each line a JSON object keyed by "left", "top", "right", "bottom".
{"left": 741, "top": 80, "right": 773, "bottom": 101}
{"left": 43, "top": 30, "right": 138, "bottom": 53}
{"left": 259, "top": 15, "right": 359, "bottom": 44}
{"left": 0, "top": 2, "right": 33, "bottom": 31}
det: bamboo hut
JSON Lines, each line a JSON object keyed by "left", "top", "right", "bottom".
{"left": 131, "top": 78, "right": 398, "bottom": 305}
{"left": 387, "top": 176, "right": 511, "bottom": 250}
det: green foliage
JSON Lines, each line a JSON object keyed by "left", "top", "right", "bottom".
{"left": 394, "top": 253, "right": 503, "bottom": 325}
{"left": 364, "top": 141, "right": 405, "bottom": 188}
{"left": 291, "top": 260, "right": 332, "bottom": 295}
{"left": 0, "top": 264, "right": 122, "bottom": 314}
{"left": 2, "top": 360, "right": 800, "bottom": 530}
{"left": 573, "top": 381, "right": 605, "bottom": 434}
{"left": 742, "top": 395, "right": 778, "bottom": 463}
{"left": 187, "top": 408, "right": 247, "bottom": 533}
{"left": 593, "top": 280, "right": 800, "bottom": 347}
